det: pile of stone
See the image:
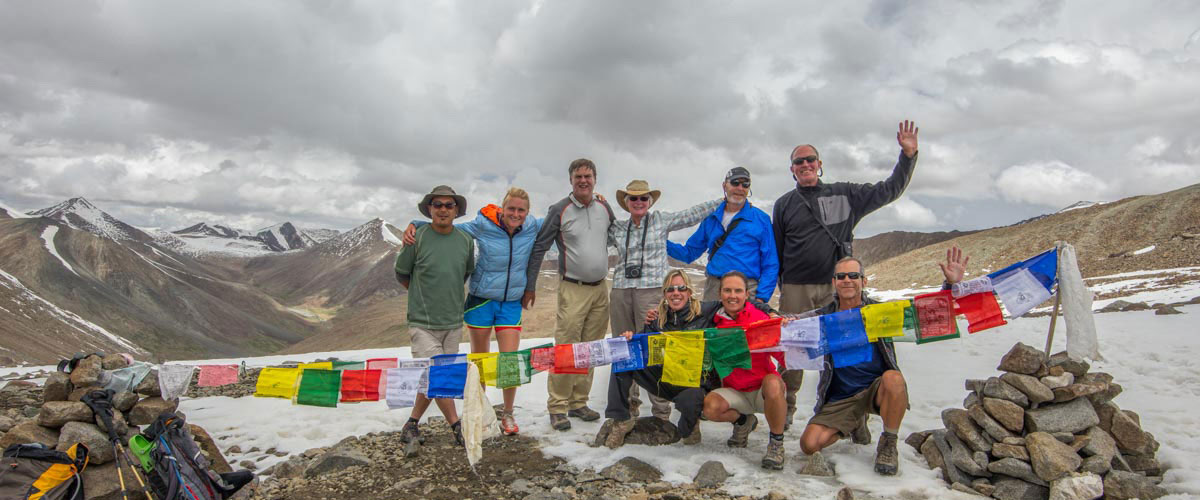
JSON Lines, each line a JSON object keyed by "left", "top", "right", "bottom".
{"left": 906, "top": 342, "right": 1168, "bottom": 500}
{"left": 0, "top": 354, "right": 235, "bottom": 500}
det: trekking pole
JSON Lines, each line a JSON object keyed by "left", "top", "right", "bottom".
{"left": 113, "top": 444, "right": 131, "bottom": 500}
{"left": 116, "top": 440, "right": 156, "bottom": 500}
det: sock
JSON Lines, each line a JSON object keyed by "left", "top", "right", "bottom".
{"left": 769, "top": 432, "right": 784, "bottom": 442}
{"left": 451, "top": 420, "right": 462, "bottom": 431}
{"left": 734, "top": 414, "right": 747, "bottom": 426}
{"left": 883, "top": 428, "right": 898, "bottom": 436}
{"left": 407, "top": 417, "right": 419, "bottom": 425}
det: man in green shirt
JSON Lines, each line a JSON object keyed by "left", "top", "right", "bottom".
{"left": 394, "top": 185, "right": 475, "bottom": 456}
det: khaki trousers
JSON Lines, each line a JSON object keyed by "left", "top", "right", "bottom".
{"left": 701, "top": 276, "right": 758, "bottom": 302}
{"left": 778, "top": 282, "right": 835, "bottom": 420}
{"left": 548, "top": 280, "right": 610, "bottom": 414}
{"left": 610, "top": 286, "right": 672, "bottom": 419}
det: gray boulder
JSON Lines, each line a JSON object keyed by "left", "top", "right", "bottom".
{"left": 623, "top": 416, "right": 681, "bottom": 446}
{"left": 929, "top": 430, "right": 969, "bottom": 486}
{"left": 1047, "top": 352, "right": 1090, "bottom": 377}
{"left": 1078, "top": 455, "right": 1110, "bottom": 475}
{"left": 1103, "top": 469, "right": 1168, "bottom": 499}
{"left": 81, "top": 462, "right": 123, "bottom": 500}
{"left": 692, "top": 460, "right": 729, "bottom": 488}
{"left": 968, "top": 403, "right": 1014, "bottom": 441}
{"left": 1124, "top": 454, "right": 1162, "bottom": 476}
{"left": 68, "top": 356, "right": 103, "bottom": 387}
{"left": 0, "top": 415, "right": 14, "bottom": 433}
{"left": 1026, "top": 432, "right": 1081, "bottom": 482}
{"left": 997, "top": 342, "right": 1047, "bottom": 375}
{"left": 1040, "top": 372, "right": 1074, "bottom": 390}
{"left": 1025, "top": 398, "right": 1099, "bottom": 434}
{"left": 101, "top": 354, "right": 130, "bottom": 370}
{"left": 1000, "top": 372, "right": 1055, "bottom": 405}
{"left": 991, "top": 476, "right": 1050, "bottom": 500}
{"left": 920, "top": 433, "right": 945, "bottom": 471}
{"left": 1048, "top": 472, "right": 1103, "bottom": 500}
{"left": 58, "top": 421, "right": 114, "bottom": 465}
{"left": 990, "top": 443, "right": 1029, "bottom": 461}
{"left": 945, "top": 427, "right": 989, "bottom": 477}
{"left": 36, "top": 401, "right": 93, "bottom": 428}
{"left": 134, "top": 369, "right": 161, "bottom": 396}
{"left": 129, "top": 397, "right": 178, "bottom": 426}
{"left": 43, "top": 372, "right": 72, "bottom": 402}
{"left": 987, "top": 458, "right": 1048, "bottom": 487}
{"left": 601, "top": 456, "right": 662, "bottom": 483}
{"left": 943, "top": 408, "right": 991, "bottom": 453}
{"left": 1085, "top": 382, "right": 1122, "bottom": 405}
{"left": 984, "top": 397, "right": 1025, "bottom": 433}
{"left": 984, "top": 377, "right": 1030, "bottom": 408}
{"left": 0, "top": 421, "right": 59, "bottom": 448}
{"left": 1051, "top": 383, "right": 1106, "bottom": 403}
{"left": 304, "top": 446, "right": 369, "bottom": 477}
{"left": 112, "top": 391, "right": 138, "bottom": 412}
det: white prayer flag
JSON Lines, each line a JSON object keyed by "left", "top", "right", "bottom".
{"left": 784, "top": 346, "right": 824, "bottom": 371}
{"left": 586, "top": 340, "right": 611, "bottom": 367}
{"left": 158, "top": 364, "right": 195, "bottom": 401}
{"left": 605, "top": 338, "right": 631, "bottom": 363}
{"left": 385, "top": 367, "right": 427, "bottom": 409}
{"left": 573, "top": 341, "right": 592, "bottom": 368}
{"left": 993, "top": 268, "right": 1052, "bottom": 318}
{"left": 462, "top": 363, "right": 500, "bottom": 471}
{"left": 1059, "top": 243, "right": 1101, "bottom": 361}
{"left": 952, "top": 276, "right": 994, "bottom": 298}
{"left": 781, "top": 316, "right": 822, "bottom": 348}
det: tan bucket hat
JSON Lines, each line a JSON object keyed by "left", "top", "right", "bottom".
{"left": 418, "top": 185, "right": 467, "bottom": 218}
{"left": 616, "top": 179, "right": 662, "bottom": 213}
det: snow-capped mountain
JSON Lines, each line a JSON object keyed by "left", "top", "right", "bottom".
{"left": 27, "top": 197, "right": 150, "bottom": 242}
{"left": 166, "top": 221, "right": 341, "bottom": 257}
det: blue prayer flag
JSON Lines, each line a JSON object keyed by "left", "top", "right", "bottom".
{"left": 820, "top": 309, "right": 870, "bottom": 352}
{"left": 426, "top": 362, "right": 468, "bottom": 399}
{"left": 831, "top": 343, "right": 875, "bottom": 368}
{"left": 613, "top": 334, "right": 649, "bottom": 373}
{"left": 431, "top": 353, "right": 467, "bottom": 366}
{"left": 988, "top": 248, "right": 1057, "bottom": 290}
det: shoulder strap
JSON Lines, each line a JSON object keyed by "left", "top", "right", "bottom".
{"left": 709, "top": 217, "right": 744, "bottom": 256}
{"left": 796, "top": 193, "right": 845, "bottom": 253}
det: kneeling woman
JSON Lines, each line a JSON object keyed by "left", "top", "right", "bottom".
{"left": 600, "top": 269, "right": 773, "bottom": 448}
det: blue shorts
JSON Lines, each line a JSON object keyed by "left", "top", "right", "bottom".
{"left": 463, "top": 294, "right": 523, "bottom": 330}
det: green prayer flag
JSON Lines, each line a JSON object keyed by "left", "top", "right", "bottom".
{"left": 703, "top": 328, "right": 752, "bottom": 379}
{"left": 497, "top": 351, "right": 531, "bottom": 389}
{"left": 295, "top": 369, "right": 342, "bottom": 407}
{"left": 332, "top": 361, "right": 365, "bottom": 370}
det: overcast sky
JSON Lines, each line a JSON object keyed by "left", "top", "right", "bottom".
{"left": 2, "top": 1, "right": 1198, "bottom": 237}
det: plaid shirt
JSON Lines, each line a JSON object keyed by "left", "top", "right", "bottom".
{"left": 609, "top": 199, "right": 721, "bottom": 289}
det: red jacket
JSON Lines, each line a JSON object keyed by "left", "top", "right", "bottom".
{"left": 714, "top": 305, "right": 783, "bottom": 391}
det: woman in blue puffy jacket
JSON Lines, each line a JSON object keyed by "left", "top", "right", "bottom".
{"left": 404, "top": 187, "right": 542, "bottom": 435}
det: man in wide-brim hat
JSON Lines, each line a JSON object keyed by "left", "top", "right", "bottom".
{"left": 395, "top": 184, "right": 475, "bottom": 455}
{"left": 604, "top": 179, "right": 721, "bottom": 428}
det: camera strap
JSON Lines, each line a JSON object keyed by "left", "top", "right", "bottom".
{"left": 624, "top": 213, "right": 650, "bottom": 271}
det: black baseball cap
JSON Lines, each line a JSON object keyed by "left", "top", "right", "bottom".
{"left": 725, "top": 166, "right": 751, "bottom": 182}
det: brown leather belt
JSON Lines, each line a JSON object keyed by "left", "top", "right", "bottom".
{"left": 562, "top": 276, "right": 604, "bottom": 287}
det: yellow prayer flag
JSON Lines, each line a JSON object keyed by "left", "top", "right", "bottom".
{"left": 299, "top": 362, "right": 334, "bottom": 370}
{"left": 647, "top": 335, "right": 668, "bottom": 366}
{"left": 661, "top": 333, "right": 706, "bottom": 388}
{"left": 467, "top": 353, "right": 499, "bottom": 386}
{"left": 255, "top": 367, "right": 301, "bottom": 399}
{"left": 862, "top": 300, "right": 910, "bottom": 342}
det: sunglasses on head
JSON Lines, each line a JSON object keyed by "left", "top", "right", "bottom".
{"left": 792, "top": 155, "right": 819, "bottom": 165}
{"left": 627, "top": 195, "right": 651, "bottom": 202}
{"left": 665, "top": 285, "right": 690, "bottom": 293}
{"left": 728, "top": 179, "right": 751, "bottom": 188}
{"left": 430, "top": 201, "right": 457, "bottom": 209}
{"left": 834, "top": 272, "right": 863, "bottom": 280}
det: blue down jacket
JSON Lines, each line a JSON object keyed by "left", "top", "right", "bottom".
{"left": 455, "top": 204, "right": 544, "bottom": 303}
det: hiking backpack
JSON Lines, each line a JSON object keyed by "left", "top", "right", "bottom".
{"left": 0, "top": 442, "right": 89, "bottom": 500}
{"left": 136, "top": 412, "right": 252, "bottom": 500}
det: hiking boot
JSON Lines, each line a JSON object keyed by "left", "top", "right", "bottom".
{"left": 851, "top": 420, "right": 872, "bottom": 445}
{"left": 761, "top": 437, "right": 786, "bottom": 470}
{"left": 568, "top": 406, "right": 601, "bottom": 421}
{"left": 400, "top": 420, "right": 425, "bottom": 445}
{"left": 726, "top": 414, "right": 758, "bottom": 448}
{"left": 499, "top": 411, "right": 519, "bottom": 436}
{"left": 604, "top": 418, "right": 637, "bottom": 449}
{"left": 874, "top": 431, "right": 899, "bottom": 476}
{"left": 798, "top": 451, "right": 835, "bottom": 476}
{"left": 550, "top": 413, "right": 571, "bottom": 431}
{"left": 682, "top": 425, "right": 702, "bottom": 445}
{"left": 452, "top": 421, "right": 465, "bottom": 447}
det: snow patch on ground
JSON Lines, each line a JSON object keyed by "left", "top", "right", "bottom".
{"left": 287, "top": 307, "right": 316, "bottom": 318}
{"left": 166, "top": 305, "right": 1200, "bottom": 498}
{"left": 0, "top": 200, "right": 33, "bottom": 218}
{"left": 0, "top": 268, "right": 143, "bottom": 353}
{"left": 380, "top": 221, "right": 403, "bottom": 246}
{"left": 40, "top": 226, "right": 78, "bottom": 276}
{"left": 1132, "top": 245, "right": 1156, "bottom": 255}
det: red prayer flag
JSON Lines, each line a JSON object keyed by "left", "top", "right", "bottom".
{"left": 197, "top": 365, "right": 238, "bottom": 387}
{"left": 531, "top": 347, "right": 555, "bottom": 373}
{"left": 955, "top": 292, "right": 1008, "bottom": 333}
{"left": 914, "top": 290, "right": 957, "bottom": 339}
{"left": 339, "top": 369, "right": 382, "bottom": 402}
{"left": 366, "top": 358, "right": 398, "bottom": 370}
{"left": 552, "top": 344, "right": 587, "bottom": 375}
{"left": 744, "top": 317, "right": 783, "bottom": 350}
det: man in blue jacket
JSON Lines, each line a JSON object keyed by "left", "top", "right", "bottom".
{"left": 667, "top": 167, "right": 779, "bottom": 302}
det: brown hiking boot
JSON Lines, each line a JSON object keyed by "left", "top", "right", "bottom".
{"left": 761, "top": 437, "right": 786, "bottom": 470}
{"left": 682, "top": 425, "right": 702, "bottom": 445}
{"left": 568, "top": 406, "right": 601, "bottom": 421}
{"left": 550, "top": 413, "right": 571, "bottom": 431}
{"left": 604, "top": 418, "right": 637, "bottom": 449}
{"left": 874, "top": 431, "right": 899, "bottom": 475}
{"left": 851, "top": 420, "right": 872, "bottom": 445}
{"left": 726, "top": 414, "right": 758, "bottom": 448}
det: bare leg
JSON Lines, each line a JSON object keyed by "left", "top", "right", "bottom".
{"left": 799, "top": 423, "right": 841, "bottom": 455}
{"left": 761, "top": 374, "right": 787, "bottom": 434}
{"left": 702, "top": 392, "right": 741, "bottom": 423}
{"left": 435, "top": 397, "right": 459, "bottom": 425}
{"left": 875, "top": 370, "right": 908, "bottom": 433}
{"left": 411, "top": 393, "right": 433, "bottom": 421}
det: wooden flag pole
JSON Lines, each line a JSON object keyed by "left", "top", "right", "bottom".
{"left": 1044, "top": 241, "right": 1064, "bottom": 355}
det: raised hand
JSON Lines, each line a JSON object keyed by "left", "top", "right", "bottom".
{"left": 897, "top": 120, "right": 919, "bottom": 158}
{"left": 938, "top": 245, "right": 970, "bottom": 284}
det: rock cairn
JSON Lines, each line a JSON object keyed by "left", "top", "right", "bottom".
{"left": 0, "top": 354, "right": 234, "bottom": 500}
{"left": 906, "top": 342, "right": 1168, "bottom": 500}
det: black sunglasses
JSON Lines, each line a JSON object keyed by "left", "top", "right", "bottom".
{"left": 728, "top": 179, "right": 751, "bottom": 188}
{"left": 665, "top": 285, "right": 690, "bottom": 293}
{"left": 792, "top": 155, "right": 819, "bottom": 165}
{"left": 834, "top": 272, "right": 863, "bottom": 281}
{"left": 627, "top": 195, "right": 651, "bottom": 202}
{"left": 430, "top": 201, "right": 457, "bottom": 209}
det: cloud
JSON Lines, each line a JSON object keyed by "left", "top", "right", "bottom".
{"left": 995, "top": 161, "right": 1108, "bottom": 205}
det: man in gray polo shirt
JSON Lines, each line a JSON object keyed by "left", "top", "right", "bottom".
{"left": 525, "top": 158, "right": 616, "bottom": 431}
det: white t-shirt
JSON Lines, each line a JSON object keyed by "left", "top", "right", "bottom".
{"left": 721, "top": 210, "right": 737, "bottom": 229}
